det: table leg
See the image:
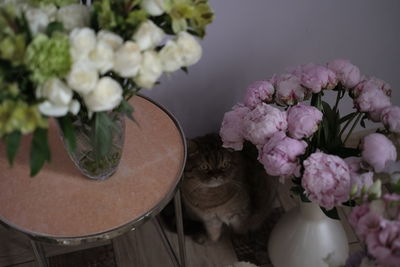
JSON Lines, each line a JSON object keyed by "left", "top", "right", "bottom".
{"left": 174, "top": 189, "right": 186, "bottom": 267}
{"left": 153, "top": 217, "right": 180, "bottom": 267}
{"left": 30, "top": 240, "right": 49, "bottom": 267}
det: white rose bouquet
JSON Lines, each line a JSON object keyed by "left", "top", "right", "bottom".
{"left": 0, "top": 0, "right": 213, "bottom": 176}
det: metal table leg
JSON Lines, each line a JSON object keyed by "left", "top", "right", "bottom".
{"left": 154, "top": 188, "right": 187, "bottom": 267}
{"left": 30, "top": 240, "right": 49, "bottom": 267}
{"left": 174, "top": 189, "right": 186, "bottom": 267}
{"left": 154, "top": 217, "right": 180, "bottom": 267}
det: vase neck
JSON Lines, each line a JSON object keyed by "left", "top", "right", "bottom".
{"left": 299, "top": 201, "right": 326, "bottom": 221}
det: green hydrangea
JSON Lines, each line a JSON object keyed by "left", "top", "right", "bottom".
{"left": 25, "top": 33, "right": 71, "bottom": 84}
{"left": 0, "top": 100, "right": 48, "bottom": 137}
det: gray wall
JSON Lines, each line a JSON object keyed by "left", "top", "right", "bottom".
{"left": 143, "top": 0, "right": 400, "bottom": 138}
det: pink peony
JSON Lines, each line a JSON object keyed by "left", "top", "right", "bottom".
{"left": 354, "top": 87, "right": 391, "bottom": 122}
{"left": 273, "top": 74, "right": 309, "bottom": 106}
{"left": 327, "top": 59, "right": 361, "bottom": 88}
{"left": 345, "top": 157, "right": 374, "bottom": 197}
{"left": 365, "top": 220, "right": 400, "bottom": 267}
{"left": 352, "top": 77, "right": 392, "bottom": 99}
{"left": 242, "top": 103, "right": 287, "bottom": 145}
{"left": 258, "top": 131, "right": 307, "bottom": 179}
{"left": 287, "top": 104, "right": 323, "bottom": 139}
{"left": 220, "top": 104, "right": 250, "bottom": 150}
{"left": 302, "top": 152, "right": 351, "bottom": 210}
{"left": 381, "top": 105, "right": 400, "bottom": 134}
{"left": 299, "top": 63, "right": 338, "bottom": 93}
{"left": 361, "top": 133, "right": 397, "bottom": 173}
{"left": 243, "top": 80, "right": 275, "bottom": 108}
{"left": 349, "top": 203, "right": 370, "bottom": 230}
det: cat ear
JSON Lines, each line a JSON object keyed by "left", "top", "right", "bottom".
{"left": 186, "top": 139, "right": 199, "bottom": 156}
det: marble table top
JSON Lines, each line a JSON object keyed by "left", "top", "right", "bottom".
{"left": 0, "top": 95, "right": 185, "bottom": 241}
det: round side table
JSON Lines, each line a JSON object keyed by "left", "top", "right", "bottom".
{"left": 0, "top": 95, "right": 187, "bottom": 267}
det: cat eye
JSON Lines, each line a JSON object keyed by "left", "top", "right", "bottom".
{"left": 200, "top": 164, "right": 209, "bottom": 171}
{"left": 221, "top": 162, "right": 230, "bottom": 169}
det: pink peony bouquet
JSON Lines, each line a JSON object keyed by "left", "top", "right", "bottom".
{"left": 346, "top": 194, "right": 400, "bottom": 267}
{"left": 220, "top": 59, "right": 400, "bottom": 218}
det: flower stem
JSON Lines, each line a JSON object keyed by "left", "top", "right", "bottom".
{"left": 339, "top": 112, "right": 358, "bottom": 138}
{"left": 333, "top": 89, "right": 342, "bottom": 113}
{"left": 343, "top": 113, "right": 363, "bottom": 145}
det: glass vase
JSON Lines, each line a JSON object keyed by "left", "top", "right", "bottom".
{"left": 63, "top": 112, "right": 125, "bottom": 181}
{"left": 268, "top": 201, "right": 349, "bottom": 267}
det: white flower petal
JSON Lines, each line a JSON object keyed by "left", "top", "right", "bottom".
{"left": 57, "top": 4, "right": 90, "bottom": 32}
{"left": 67, "top": 60, "right": 98, "bottom": 95}
{"left": 135, "top": 51, "right": 163, "bottom": 89}
{"left": 97, "top": 30, "right": 123, "bottom": 50}
{"left": 39, "top": 101, "right": 69, "bottom": 117}
{"left": 89, "top": 40, "right": 114, "bottom": 74}
{"left": 84, "top": 77, "right": 123, "bottom": 112}
{"left": 133, "top": 20, "right": 165, "bottom": 51}
{"left": 113, "top": 41, "right": 142, "bottom": 78}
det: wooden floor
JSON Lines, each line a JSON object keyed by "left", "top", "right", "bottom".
{"left": 0, "top": 181, "right": 362, "bottom": 267}
{"left": 0, "top": 218, "right": 237, "bottom": 267}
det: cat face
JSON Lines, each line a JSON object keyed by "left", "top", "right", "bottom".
{"left": 184, "top": 134, "right": 241, "bottom": 187}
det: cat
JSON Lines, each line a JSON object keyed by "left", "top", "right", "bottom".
{"left": 182, "top": 133, "right": 276, "bottom": 242}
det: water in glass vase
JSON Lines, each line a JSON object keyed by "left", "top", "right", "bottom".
{"left": 63, "top": 112, "right": 125, "bottom": 180}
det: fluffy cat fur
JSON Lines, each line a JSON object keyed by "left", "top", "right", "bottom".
{"left": 182, "top": 133, "right": 275, "bottom": 242}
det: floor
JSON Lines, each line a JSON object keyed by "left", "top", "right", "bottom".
{"left": 0, "top": 181, "right": 362, "bottom": 267}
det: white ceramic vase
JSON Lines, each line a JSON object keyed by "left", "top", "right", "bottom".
{"left": 268, "top": 201, "right": 349, "bottom": 267}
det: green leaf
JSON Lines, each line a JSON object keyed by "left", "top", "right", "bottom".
{"left": 300, "top": 193, "right": 311, "bottom": 203}
{"left": 393, "top": 179, "right": 400, "bottom": 194}
{"left": 322, "top": 118, "right": 330, "bottom": 146}
{"left": 57, "top": 116, "right": 76, "bottom": 152}
{"left": 342, "top": 200, "right": 356, "bottom": 207}
{"left": 181, "top": 66, "right": 188, "bottom": 74}
{"left": 5, "top": 131, "right": 21, "bottom": 166}
{"left": 93, "top": 112, "right": 117, "bottom": 160}
{"left": 118, "top": 100, "right": 135, "bottom": 121}
{"left": 45, "top": 21, "right": 64, "bottom": 36}
{"left": 335, "top": 146, "right": 361, "bottom": 158}
{"left": 339, "top": 112, "right": 357, "bottom": 124}
{"left": 290, "top": 185, "right": 303, "bottom": 196}
{"left": 360, "top": 117, "right": 366, "bottom": 128}
{"left": 321, "top": 207, "right": 340, "bottom": 220}
{"left": 30, "top": 128, "right": 51, "bottom": 177}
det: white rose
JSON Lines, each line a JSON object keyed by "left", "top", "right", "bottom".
{"left": 141, "top": 0, "right": 165, "bottom": 16}
{"left": 135, "top": 51, "right": 163, "bottom": 89}
{"left": 39, "top": 78, "right": 73, "bottom": 105}
{"left": 159, "top": 40, "right": 184, "bottom": 73}
{"left": 84, "top": 77, "right": 123, "bottom": 112}
{"left": 25, "top": 7, "right": 49, "bottom": 35}
{"left": 97, "top": 30, "right": 123, "bottom": 50}
{"left": 41, "top": 4, "right": 58, "bottom": 22}
{"left": 89, "top": 40, "right": 114, "bottom": 74}
{"left": 57, "top": 4, "right": 90, "bottom": 32}
{"left": 69, "top": 27, "right": 96, "bottom": 61}
{"left": 133, "top": 20, "right": 165, "bottom": 51}
{"left": 176, "top": 32, "right": 202, "bottom": 67}
{"left": 39, "top": 101, "right": 70, "bottom": 117}
{"left": 113, "top": 41, "right": 142, "bottom": 78}
{"left": 37, "top": 78, "right": 74, "bottom": 117}
{"left": 67, "top": 60, "right": 98, "bottom": 95}
{"left": 69, "top": 100, "right": 81, "bottom": 115}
